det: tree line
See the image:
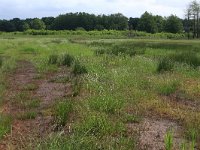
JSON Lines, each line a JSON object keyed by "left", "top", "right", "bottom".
{"left": 0, "top": 0, "right": 198, "bottom": 36}
{"left": 185, "top": 0, "right": 200, "bottom": 38}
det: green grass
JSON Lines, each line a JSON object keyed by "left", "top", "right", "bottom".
{"left": 49, "top": 76, "right": 70, "bottom": 83}
{"left": 123, "top": 113, "right": 141, "bottom": 123}
{"left": 54, "top": 100, "right": 73, "bottom": 127}
{"left": 157, "top": 58, "right": 174, "bottom": 73}
{"left": 88, "top": 96, "right": 124, "bottom": 114}
{"left": 0, "top": 57, "right": 3, "bottom": 67}
{"left": 72, "top": 60, "right": 87, "bottom": 75}
{"left": 17, "top": 111, "right": 37, "bottom": 120}
{"left": 13, "top": 92, "right": 41, "bottom": 109}
{"left": 0, "top": 34, "right": 200, "bottom": 149}
{"left": 48, "top": 54, "right": 58, "bottom": 65}
{"left": 164, "top": 130, "right": 174, "bottom": 150}
{"left": 23, "top": 83, "right": 38, "bottom": 91}
{"left": 0, "top": 114, "right": 12, "bottom": 139}
{"left": 156, "top": 80, "right": 179, "bottom": 96}
{"left": 57, "top": 53, "right": 74, "bottom": 67}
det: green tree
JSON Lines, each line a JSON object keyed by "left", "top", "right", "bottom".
{"left": 128, "top": 17, "right": 139, "bottom": 30}
{"left": 137, "top": 11, "right": 158, "bottom": 33}
{"left": 0, "top": 20, "right": 15, "bottom": 32}
{"left": 154, "top": 15, "right": 165, "bottom": 32}
{"left": 164, "top": 15, "right": 183, "bottom": 33}
{"left": 42, "top": 17, "right": 55, "bottom": 30}
{"left": 30, "top": 18, "right": 46, "bottom": 30}
{"left": 22, "top": 22, "right": 30, "bottom": 31}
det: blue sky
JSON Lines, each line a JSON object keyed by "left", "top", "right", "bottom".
{"left": 0, "top": 0, "right": 192, "bottom": 19}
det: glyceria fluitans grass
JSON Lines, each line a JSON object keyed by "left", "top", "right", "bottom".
{"left": 190, "top": 129, "right": 197, "bottom": 150}
{"left": 164, "top": 130, "right": 173, "bottom": 150}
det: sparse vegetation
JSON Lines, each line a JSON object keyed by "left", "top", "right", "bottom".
{"left": 17, "top": 111, "right": 37, "bottom": 120}
{"left": 0, "top": 33, "right": 200, "bottom": 149}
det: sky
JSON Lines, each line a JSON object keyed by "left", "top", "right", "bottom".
{"left": 0, "top": 0, "right": 192, "bottom": 19}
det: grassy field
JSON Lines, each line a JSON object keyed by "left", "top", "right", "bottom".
{"left": 0, "top": 34, "right": 199, "bottom": 149}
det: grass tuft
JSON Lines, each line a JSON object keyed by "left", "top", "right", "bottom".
{"left": 157, "top": 58, "right": 174, "bottom": 73}
{"left": 48, "top": 54, "right": 58, "bottom": 65}
{"left": 72, "top": 61, "right": 87, "bottom": 75}
{"left": 0, "top": 114, "right": 12, "bottom": 139}
{"left": 171, "top": 52, "right": 200, "bottom": 68}
{"left": 164, "top": 129, "right": 173, "bottom": 150}
{"left": 17, "top": 111, "right": 37, "bottom": 120}
{"left": 58, "top": 53, "right": 74, "bottom": 67}
{"left": 54, "top": 100, "right": 73, "bottom": 127}
{"left": 88, "top": 96, "right": 124, "bottom": 114}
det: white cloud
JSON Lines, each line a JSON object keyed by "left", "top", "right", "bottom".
{"left": 0, "top": 0, "right": 192, "bottom": 19}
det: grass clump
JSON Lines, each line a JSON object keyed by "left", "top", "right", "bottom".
{"left": 0, "top": 114, "right": 12, "bottom": 139}
{"left": 25, "top": 98, "right": 41, "bottom": 109}
{"left": 88, "top": 96, "right": 124, "bottom": 114}
{"left": 23, "top": 83, "right": 38, "bottom": 91}
{"left": 50, "top": 76, "right": 70, "bottom": 83}
{"left": 157, "top": 58, "right": 174, "bottom": 73}
{"left": 54, "top": 100, "right": 73, "bottom": 127}
{"left": 72, "top": 78, "right": 82, "bottom": 97}
{"left": 111, "top": 45, "right": 136, "bottom": 56}
{"left": 157, "top": 81, "right": 179, "bottom": 96}
{"left": 171, "top": 52, "right": 200, "bottom": 68}
{"left": 164, "top": 130, "right": 173, "bottom": 150}
{"left": 14, "top": 92, "right": 40, "bottom": 109}
{"left": 76, "top": 113, "right": 113, "bottom": 136}
{"left": 38, "top": 133, "right": 98, "bottom": 150}
{"left": 58, "top": 53, "right": 74, "bottom": 67}
{"left": 48, "top": 54, "right": 58, "bottom": 65}
{"left": 0, "top": 57, "right": 3, "bottom": 67}
{"left": 17, "top": 111, "right": 37, "bottom": 120}
{"left": 72, "top": 61, "right": 87, "bottom": 75}
{"left": 123, "top": 113, "right": 141, "bottom": 123}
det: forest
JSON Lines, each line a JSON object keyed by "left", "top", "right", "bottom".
{"left": 0, "top": 12, "right": 185, "bottom": 34}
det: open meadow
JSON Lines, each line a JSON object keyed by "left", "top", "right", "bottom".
{"left": 0, "top": 32, "right": 199, "bottom": 149}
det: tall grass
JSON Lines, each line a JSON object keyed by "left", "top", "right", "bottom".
{"left": 54, "top": 100, "right": 73, "bottom": 127}
{"left": 57, "top": 53, "right": 74, "bottom": 67}
{"left": 48, "top": 54, "right": 58, "bottom": 65}
{"left": 88, "top": 96, "right": 124, "bottom": 114}
{"left": 0, "top": 114, "right": 12, "bottom": 139}
{"left": 72, "top": 61, "right": 87, "bottom": 75}
{"left": 157, "top": 58, "right": 174, "bottom": 73}
{"left": 171, "top": 52, "right": 200, "bottom": 68}
{"left": 164, "top": 130, "right": 173, "bottom": 150}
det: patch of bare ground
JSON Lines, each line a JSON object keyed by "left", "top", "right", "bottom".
{"left": 166, "top": 91, "right": 200, "bottom": 112}
{"left": 0, "top": 61, "right": 73, "bottom": 150}
{"left": 36, "top": 71, "right": 72, "bottom": 108}
{"left": 127, "top": 117, "right": 184, "bottom": 150}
